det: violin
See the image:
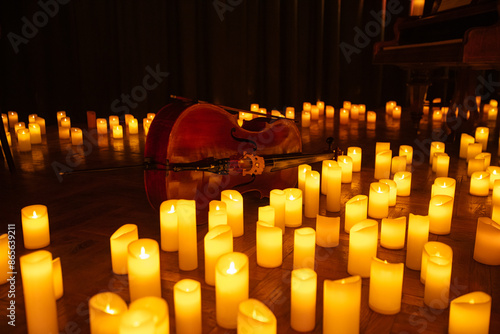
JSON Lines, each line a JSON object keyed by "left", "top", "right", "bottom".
{"left": 144, "top": 96, "right": 340, "bottom": 220}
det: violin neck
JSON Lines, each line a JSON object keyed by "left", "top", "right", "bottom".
{"left": 267, "top": 152, "right": 338, "bottom": 172}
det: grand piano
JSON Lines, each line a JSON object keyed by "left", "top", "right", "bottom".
{"left": 373, "top": 0, "right": 500, "bottom": 137}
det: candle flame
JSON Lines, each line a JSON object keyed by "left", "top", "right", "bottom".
{"left": 341, "top": 279, "right": 346, "bottom": 284}
{"left": 377, "top": 187, "right": 383, "bottom": 193}
{"left": 384, "top": 260, "right": 388, "bottom": 264}
{"left": 31, "top": 211, "right": 38, "bottom": 218}
{"left": 343, "top": 158, "right": 348, "bottom": 163}
{"left": 436, "top": 252, "right": 441, "bottom": 257}
{"left": 494, "top": 170, "right": 497, "bottom": 175}
{"left": 289, "top": 195, "right": 295, "bottom": 200}
{"left": 168, "top": 205, "right": 175, "bottom": 214}
{"left": 215, "top": 205, "right": 220, "bottom": 211}
{"left": 252, "top": 309, "right": 268, "bottom": 322}
{"left": 139, "top": 247, "right": 149, "bottom": 260}
{"left": 469, "top": 299, "right": 475, "bottom": 304}
{"left": 226, "top": 261, "right": 237, "bottom": 274}
{"left": 105, "top": 305, "right": 116, "bottom": 314}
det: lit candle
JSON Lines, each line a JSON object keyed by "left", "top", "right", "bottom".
{"left": 1, "top": 234, "right": 7, "bottom": 284}
{"left": 174, "top": 279, "right": 202, "bottom": 334}
{"left": 379, "top": 179, "right": 397, "bottom": 206}
{"left": 431, "top": 177, "right": 456, "bottom": 198}
{"left": 467, "top": 143, "right": 482, "bottom": 162}
{"left": 476, "top": 152, "right": 491, "bottom": 168}
{"left": 7, "top": 111, "right": 18, "bottom": 128}
{"left": 124, "top": 114, "right": 133, "bottom": 127}
{"left": 347, "top": 147, "right": 362, "bottom": 172}
{"left": 326, "top": 164, "right": 342, "bottom": 212}
{"left": 380, "top": 216, "right": 406, "bottom": 249}
{"left": 405, "top": 214, "right": 429, "bottom": 270}
{"left": 28, "top": 123, "right": 42, "bottom": 145}
{"left": 112, "top": 125, "right": 123, "bottom": 139}
{"left": 177, "top": 200, "right": 198, "bottom": 270}
{"left": 394, "top": 171, "right": 411, "bottom": 196}
{"left": 391, "top": 156, "right": 407, "bottom": 174}
{"left": 58, "top": 126, "right": 70, "bottom": 139}
{"left": 20, "top": 250, "right": 58, "bottom": 333}
{"left": 204, "top": 225, "right": 233, "bottom": 286}
{"left": 301, "top": 110, "right": 311, "bottom": 127}
{"left": 368, "top": 182, "right": 389, "bottom": 219}
{"left": 321, "top": 160, "right": 337, "bottom": 195}
{"left": 290, "top": 268, "right": 317, "bottom": 332}
{"left": 159, "top": 199, "right": 178, "bottom": 251}
{"left": 350, "top": 104, "right": 359, "bottom": 120}
{"left": 258, "top": 205, "right": 275, "bottom": 225}
{"left": 89, "top": 292, "right": 128, "bottom": 334}
{"left": 460, "top": 133, "right": 475, "bottom": 159}
{"left": 399, "top": 145, "right": 413, "bottom": 164}
{"left": 21, "top": 204, "right": 50, "bottom": 249}
{"left": 129, "top": 296, "right": 169, "bottom": 334}
{"left": 221, "top": 190, "right": 244, "bottom": 237}
{"left": 87, "top": 111, "right": 96, "bottom": 129}
{"left": 359, "top": 104, "right": 366, "bottom": 115}
{"left": 367, "top": 111, "right": 376, "bottom": 123}
{"left": 374, "top": 150, "right": 392, "bottom": 180}
{"left": 323, "top": 275, "right": 361, "bottom": 334}
{"left": 392, "top": 105, "right": 401, "bottom": 119}
{"left": 110, "top": 224, "right": 138, "bottom": 275}
{"left": 424, "top": 256, "right": 452, "bottom": 309}
{"left": 369, "top": 258, "right": 404, "bottom": 314}
{"left": 293, "top": 227, "right": 316, "bottom": 271}
{"left": 17, "top": 128, "right": 31, "bottom": 152}
{"left": 376, "top": 142, "right": 390, "bottom": 155}
{"left": 420, "top": 241, "right": 453, "bottom": 284}
{"left": 127, "top": 238, "right": 161, "bottom": 301}
{"left": 270, "top": 189, "right": 285, "bottom": 234}
{"left": 343, "top": 101, "right": 351, "bottom": 109}
{"left": 119, "top": 309, "right": 155, "bottom": 333}
{"left": 338, "top": 155, "right": 353, "bottom": 183}
{"left": 435, "top": 153, "right": 450, "bottom": 177}
{"left": 298, "top": 164, "right": 311, "bottom": 199}
{"left": 449, "top": 291, "right": 491, "bottom": 334}
{"left": 284, "top": 188, "right": 302, "bottom": 227}
{"left": 468, "top": 157, "right": 485, "bottom": 177}
{"left": 60, "top": 116, "right": 71, "bottom": 129}
{"left": 316, "top": 101, "right": 325, "bottom": 113}
{"left": 473, "top": 217, "right": 500, "bottom": 265}
{"left": 129, "top": 118, "right": 139, "bottom": 134}
{"left": 71, "top": 127, "right": 83, "bottom": 145}
{"left": 286, "top": 107, "right": 295, "bottom": 119}
{"left": 339, "top": 108, "right": 349, "bottom": 124}
{"left": 488, "top": 107, "right": 498, "bottom": 121}
{"left": 52, "top": 257, "right": 63, "bottom": 300}
{"left": 386, "top": 101, "right": 396, "bottom": 114}
{"left": 316, "top": 215, "right": 340, "bottom": 248}
{"left": 35, "top": 116, "right": 46, "bottom": 135}
{"left": 14, "top": 122, "right": 26, "bottom": 138}
{"left": 97, "top": 118, "right": 108, "bottom": 135}
{"left": 215, "top": 252, "right": 249, "bottom": 329}
{"left": 304, "top": 171, "right": 320, "bottom": 218}
{"left": 251, "top": 103, "right": 259, "bottom": 112}
{"left": 491, "top": 99, "right": 499, "bottom": 107}
{"left": 428, "top": 195, "right": 453, "bottom": 235}
{"left": 143, "top": 118, "right": 152, "bottom": 135}
{"left": 475, "top": 127, "right": 489, "bottom": 151}
{"left": 470, "top": 171, "right": 490, "bottom": 196}
{"left": 325, "top": 105, "right": 334, "bottom": 118}
{"left": 56, "top": 111, "right": 66, "bottom": 124}
{"left": 258, "top": 108, "right": 267, "bottom": 116}
{"left": 310, "top": 105, "right": 319, "bottom": 120}
{"left": 432, "top": 109, "right": 442, "bottom": 121}
{"left": 429, "top": 141, "right": 445, "bottom": 165}
{"left": 238, "top": 298, "right": 277, "bottom": 334}
{"left": 347, "top": 219, "right": 378, "bottom": 277}
{"left": 256, "top": 221, "right": 282, "bottom": 268}
{"left": 208, "top": 204, "right": 227, "bottom": 231}
{"left": 109, "top": 115, "right": 119, "bottom": 128}
{"left": 344, "top": 195, "right": 368, "bottom": 233}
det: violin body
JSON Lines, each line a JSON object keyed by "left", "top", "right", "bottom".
{"left": 144, "top": 99, "right": 302, "bottom": 220}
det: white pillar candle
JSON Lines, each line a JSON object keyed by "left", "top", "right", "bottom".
{"left": 284, "top": 188, "right": 302, "bottom": 227}
{"left": 326, "top": 164, "right": 342, "bottom": 212}
{"left": 316, "top": 215, "right": 340, "bottom": 248}
{"left": 109, "top": 115, "right": 119, "bottom": 128}
{"left": 470, "top": 171, "right": 490, "bottom": 196}
{"left": 21, "top": 204, "right": 50, "bottom": 249}
{"left": 380, "top": 216, "right": 406, "bottom": 249}
{"left": 493, "top": 179, "right": 500, "bottom": 208}
{"left": 20, "top": 250, "right": 58, "bottom": 334}
{"left": 143, "top": 118, "right": 152, "bottom": 135}
{"left": 124, "top": 114, "right": 133, "bottom": 127}
{"left": 339, "top": 108, "right": 349, "bottom": 124}
{"left": 208, "top": 202, "right": 227, "bottom": 231}
{"left": 460, "top": 133, "right": 475, "bottom": 159}
{"left": 221, "top": 190, "right": 244, "bottom": 237}
{"left": 424, "top": 256, "right": 452, "bottom": 309}
{"left": 476, "top": 152, "right": 491, "bottom": 169}
{"left": 488, "top": 107, "right": 498, "bottom": 120}
{"left": 367, "top": 111, "right": 377, "bottom": 123}
{"left": 420, "top": 241, "right": 453, "bottom": 284}
{"left": 338, "top": 155, "right": 353, "bottom": 183}
{"left": 347, "top": 219, "right": 378, "bottom": 277}
{"left": 298, "top": 164, "right": 311, "bottom": 199}
{"left": 97, "top": 118, "right": 108, "bottom": 135}
{"left": 435, "top": 154, "right": 450, "bottom": 177}
{"left": 432, "top": 108, "right": 442, "bottom": 121}
{"left": 449, "top": 291, "right": 491, "bottom": 334}
{"left": 28, "top": 123, "right": 42, "bottom": 144}
{"left": 473, "top": 217, "right": 500, "bottom": 265}
{"left": 50, "top": 260, "right": 65, "bottom": 298}
{"left": 256, "top": 221, "right": 282, "bottom": 268}
{"left": 406, "top": 214, "right": 430, "bottom": 270}
{"left": 71, "top": 127, "right": 83, "bottom": 145}
{"left": 343, "top": 101, "right": 351, "bottom": 109}
{"left": 177, "top": 200, "right": 198, "bottom": 270}
{"left": 321, "top": 160, "right": 337, "bottom": 195}
{"left": 431, "top": 177, "right": 456, "bottom": 198}
{"left": 368, "top": 182, "right": 389, "bottom": 219}
{"left": 238, "top": 298, "right": 277, "bottom": 334}
{"left": 89, "top": 292, "right": 128, "bottom": 334}
{"left": 17, "top": 128, "right": 31, "bottom": 152}
{"left": 345, "top": 195, "right": 368, "bottom": 233}
{"left": 110, "top": 224, "right": 138, "bottom": 275}
{"left": 14, "top": 122, "right": 26, "bottom": 138}
{"left": 369, "top": 258, "right": 404, "bottom": 315}
{"left": 58, "top": 125, "right": 70, "bottom": 139}
{"left": 129, "top": 118, "right": 139, "bottom": 134}
{"left": 374, "top": 150, "right": 392, "bottom": 180}
{"left": 35, "top": 116, "right": 46, "bottom": 135}
{"left": 347, "top": 147, "right": 362, "bottom": 172}
{"left": 286, "top": 107, "right": 295, "bottom": 119}
{"left": 391, "top": 156, "right": 407, "bottom": 174}
{"left": 325, "top": 105, "right": 334, "bottom": 118}
{"left": 7, "top": 111, "right": 18, "bottom": 128}
{"left": 216, "top": 252, "right": 249, "bottom": 329}
{"left": 468, "top": 157, "right": 485, "bottom": 177}
{"left": 56, "top": 111, "right": 66, "bottom": 124}
{"left": 376, "top": 142, "right": 391, "bottom": 155}
{"left": 1, "top": 234, "right": 8, "bottom": 284}
{"left": 310, "top": 105, "right": 319, "bottom": 120}
{"left": 304, "top": 171, "right": 320, "bottom": 218}
{"left": 250, "top": 103, "right": 259, "bottom": 112}
{"left": 350, "top": 104, "right": 359, "bottom": 120}
{"left": 270, "top": 189, "right": 285, "bottom": 234}
{"left": 428, "top": 195, "right": 453, "bottom": 234}
{"left": 467, "top": 143, "right": 483, "bottom": 162}
{"left": 394, "top": 171, "right": 412, "bottom": 196}
{"left": 290, "top": 268, "right": 317, "bottom": 332}
{"left": 60, "top": 116, "right": 71, "bottom": 129}
{"left": 323, "top": 275, "right": 361, "bottom": 334}
{"left": 293, "top": 227, "right": 316, "bottom": 270}
{"left": 174, "top": 279, "right": 202, "bottom": 334}
{"left": 160, "top": 199, "right": 178, "bottom": 251}
{"left": 258, "top": 205, "right": 275, "bottom": 225}
{"left": 301, "top": 110, "right": 311, "bottom": 127}
{"left": 204, "top": 225, "right": 233, "bottom": 286}
{"left": 112, "top": 125, "right": 123, "bottom": 139}
{"left": 386, "top": 101, "right": 396, "bottom": 114}
{"left": 379, "top": 179, "right": 397, "bottom": 206}
{"left": 429, "top": 141, "right": 445, "bottom": 165}
{"left": 129, "top": 297, "right": 169, "bottom": 333}
{"left": 127, "top": 238, "right": 161, "bottom": 301}
{"left": 475, "top": 127, "right": 489, "bottom": 150}
{"left": 399, "top": 145, "right": 413, "bottom": 164}
{"left": 392, "top": 105, "right": 401, "bottom": 119}
{"left": 119, "top": 309, "right": 155, "bottom": 333}
{"left": 491, "top": 99, "right": 499, "bottom": 107}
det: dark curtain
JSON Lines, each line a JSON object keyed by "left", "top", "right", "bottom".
{"left": 0, "top": 0, "right": 405, "bottom": 125}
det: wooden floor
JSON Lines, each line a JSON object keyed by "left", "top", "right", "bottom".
{"left": 0, "top": 108, "right": 499, "bottom": 333}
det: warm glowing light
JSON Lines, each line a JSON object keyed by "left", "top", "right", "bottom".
{"left": 105, "top": 305, "right": 117, "bottom": 315}
{"left": 168, "top": 205, "right": 175, "bottom": 214}
{"left": 32, "top": 211, "right": 38, "bottom": 218}
{"left": 139, "top": 247, "right": 149, "bottom": 260}
{"left": 226, "top": 261, "right": 237, "bottom": 274}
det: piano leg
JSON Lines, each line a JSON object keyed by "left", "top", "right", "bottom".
{"left": 407, "top": 69, "right": 431, "bottom": 130}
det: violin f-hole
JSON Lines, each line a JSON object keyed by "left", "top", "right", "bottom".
{"left": 230, "top": 128, "right": 258, "bottom": 152}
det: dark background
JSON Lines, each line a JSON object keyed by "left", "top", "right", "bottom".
{"left": 0, "top": 0, "right": 410, "bottom": 125}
